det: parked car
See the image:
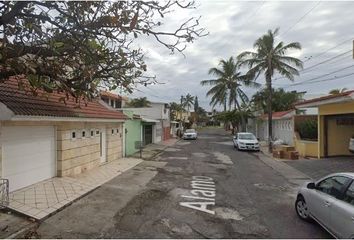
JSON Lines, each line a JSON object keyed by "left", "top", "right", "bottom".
{"left": 232, "top": 132, "right": 259, "bottom": 151}
{"left": 295, "top": 173, "right": 354, "bottom": 239}
{"left": 183, "top": 129, "right": 197, "bottom": 140}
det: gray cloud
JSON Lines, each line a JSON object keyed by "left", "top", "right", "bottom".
{"left": 125, "top": 1, "right": 354, "bottom": 110}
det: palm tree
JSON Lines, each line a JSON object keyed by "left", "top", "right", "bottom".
{"left": 183, "top": 93, "right": 194, "bottom": 112}
{"left": 126, "top": 97, "right": 151, "bottom": 107}
{"left": 329, "top": 88, "right": 348, "bottom": 95}
{"left": 201, "top": 57, "right": 258, "bottom": 130}
{"left": 238, "top": 28, "right": 303, "bottom": 152}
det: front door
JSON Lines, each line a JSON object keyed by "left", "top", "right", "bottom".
{"left": 143, "top": 125, "right": 153, "bottom": 145}
{"left": 100, "top": 127, "right": 107, "bottom": 163}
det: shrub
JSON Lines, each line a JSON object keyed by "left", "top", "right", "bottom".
{"left": 297, "top": 119, "right": 318, "bottom": 140}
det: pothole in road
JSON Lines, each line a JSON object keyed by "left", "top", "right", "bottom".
{"left": 253, "top": 183, "right": 287, "bottom": 191}
{"left": 192, "top": 152, "right": 208, "bottom": 157}
{"left": 214, "top": 207, "right": 243, "bottom": 221}
{"left": 158, "top": 167, "right": 184, "bottom": 175}
{"left": 212, "top": 152, "right": 233, "bottom": 165}
{"left": 164, "top": 147, "right": 181, "bottom": 152}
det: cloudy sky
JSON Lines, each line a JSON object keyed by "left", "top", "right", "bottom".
{"left": 126, "top": 0, "right": 354, "bottom": 111}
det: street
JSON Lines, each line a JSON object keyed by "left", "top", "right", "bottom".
{"left": 33, "top": 128, "right": 331, "bottom": 238}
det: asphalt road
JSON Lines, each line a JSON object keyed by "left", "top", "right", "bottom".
{"left": 34, "top": 128, "right": 331, "bottom": 238}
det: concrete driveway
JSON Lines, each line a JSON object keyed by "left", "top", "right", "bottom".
{"left": 284, "top": 157, "right": 354, "bottom": 179}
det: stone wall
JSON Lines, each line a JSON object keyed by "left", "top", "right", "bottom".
{"left": 57, "top": 122, "right": 123, "bottom": 177}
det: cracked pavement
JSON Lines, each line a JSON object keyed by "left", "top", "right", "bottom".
{"left": 28, "top": 128, "right": 331, "bottom": 238}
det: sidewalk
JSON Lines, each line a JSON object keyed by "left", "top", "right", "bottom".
{"left": 132, "top": 138, "right": 179, "bottom": 160}
{"left": 255, "top": 144, "right": 312, "bottom": 187}
{"left": 7, "top": 158, "right": 142, "bottom": 221}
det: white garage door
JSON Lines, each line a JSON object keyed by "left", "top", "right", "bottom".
{"left": 2, "top": 126, "right": 56, "bottom": 192}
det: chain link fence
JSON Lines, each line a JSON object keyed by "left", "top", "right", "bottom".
{"left": 0, "top": 179, "right": 9, "bottom": 209}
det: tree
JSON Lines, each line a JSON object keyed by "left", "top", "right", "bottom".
{"left": 329, "top": 88, "right": 348, "bottom": 95}
{"left": 0, "top": 1, "right": 206, "bottom": 100}
{"left": 252, "top": 88, "right": 304, "bottom": 113}
{"left": 194, "top": 96, "right": 199, "bottom": 112}
{"left": 182, "top": 93, "right": 194, "bottom": 112}
{"left": 169, "top": 101, "right": 183, "bottom": 121}
{"left": 215, "top": 109, "right": 253, "bottom": 134}
{"left": 126, "top": 97, "right": 150, "bottom": 108}
{"left": 238, "top": 28, "right": 303, "bottom": 152}
{"left": 200, "top": 57, "right": 258, "bottom": 130}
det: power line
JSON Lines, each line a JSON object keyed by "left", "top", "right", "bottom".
{"left": 279, "top": 64, "right": 354, "bottom": 87}
{"left": 280, "top": 1, "right": 321, "bottom": 38}
{"left": 273, "top": 49, "right": 352, "bottom": 82}
{"left": 303, "top": 37, "right": 353, "bottom": 62}
{"left": 285, "top": 72, "right": 354, "bottom": 88}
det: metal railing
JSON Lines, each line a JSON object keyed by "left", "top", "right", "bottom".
{"left": 0, "top": 179, "right": 9, "bottom": 209}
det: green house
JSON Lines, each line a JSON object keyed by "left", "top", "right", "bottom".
{"left": 123, "top": 110, "right": 143, "bottom": 156}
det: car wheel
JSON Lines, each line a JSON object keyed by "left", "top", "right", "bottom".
{"left": 295, "top": 196, "right": 311, "bottom": 222}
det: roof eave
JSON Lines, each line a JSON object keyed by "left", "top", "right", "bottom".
{"left": 9, "top": 115, "right": 126, "bottom": 123}
{"left": 295, "top": 95, "right": 354, "bottom": 108}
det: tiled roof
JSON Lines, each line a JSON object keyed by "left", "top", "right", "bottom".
{"left": 260, "top": 110, "right": 294, "bottom": 120}
{"left": 0, "top": 77, "right": 128, "bottom": 120}
{"left": 100, "top": 91, "right": 122, "bottom": 100}
{"left": 295, "top": 90, "right": 354, "bottom": 107}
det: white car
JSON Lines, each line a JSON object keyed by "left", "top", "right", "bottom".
{"left": 183, "top": 129, "right": 197, "bottom": 140}
{"left": 295, "top": 173, "right": 354, "bottom": 239}
{"left": 233, "top": 132, "right": 260, "bottom": 151}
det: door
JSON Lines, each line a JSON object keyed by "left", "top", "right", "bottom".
{"left": 330, "top": 180, "right": 354, "bottom": 238}
{"left": 99, "top": 127, "right": 107, "bottom": 163}
{"left": 308, "top": 176, "right": 350, "bottom": 230}
{"left": 2, "top": 126, "right": 56, "bottom": 192}
{"left": 143, "top": 125, "right": 153, "bottom": 145}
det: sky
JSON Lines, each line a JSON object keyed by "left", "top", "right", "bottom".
{"left": 124, "top": 0, "right": 354, "bottom": 111}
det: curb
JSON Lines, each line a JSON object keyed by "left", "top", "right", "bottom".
{"left": 254, "top": 151, "right": 312, "bottom": 186}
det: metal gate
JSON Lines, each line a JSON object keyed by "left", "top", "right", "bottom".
{"left": 0, "top": 179, "right": 9, "bottom": 209}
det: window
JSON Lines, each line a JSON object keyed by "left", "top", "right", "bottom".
{"left": 116, "top": 128, "right": 119, "bottom": 134}
{"left": 82, "top": 130, "right": 86, "bottom": 138}
{"left": 343, "top": 181, "right": 354, "bottom": 206}
{"left": 71, "top": 131, "right": 76, "bottom": 140}
{"left": 96, "top": 130, "right": 100, "bottom": 136}
{"left": 90, "top": 130, "right": 94, "bottom": 137}
{"left": 111, "top": 129, "right": 115, "bottom": 135}
{"left": 317, "top": 176, "right": 350, "bottom": 199}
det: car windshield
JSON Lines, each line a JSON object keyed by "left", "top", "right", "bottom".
{"left": 186, "top": 129, "right": 196, "bottom": 133}
{"left": 238, "top": 133, "right": 256, "bottom": 140}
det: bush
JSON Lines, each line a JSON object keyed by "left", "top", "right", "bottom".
{"left": 297, "top": 119, "right": 318, "bottom": 140}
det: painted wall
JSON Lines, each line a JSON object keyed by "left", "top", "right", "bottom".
{"left": 124, "top": 118, "right": 142, "bottom": 156}
{"left": 294, "top": 132, "right": 318, "bottom": 158}
{"left": 255, "top": 118, "right": 294, "bottom": 145}
{"left": 319, "top": 101, "right": 354, "bottom": 115}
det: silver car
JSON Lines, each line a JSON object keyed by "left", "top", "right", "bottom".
{"left": 295, "top": 173, "right": 354, "bottom": 238}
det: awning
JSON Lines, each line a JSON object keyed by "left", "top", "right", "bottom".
{"left": 142, "top": 117, "right": 160, "bottom": 123}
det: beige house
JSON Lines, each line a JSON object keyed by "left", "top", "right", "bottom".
{"left": 0, "top": 77, "right": 127, "bottom": 192}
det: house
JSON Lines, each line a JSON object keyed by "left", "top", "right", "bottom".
{"left": 0, "top": 77, "right": 127, "bottom": 192}
{"left": 122, "top": 110, "right": 143, "bottom": 156}
{"left": 254, "top": 110, "right": 296, "bottom": 145}
{"left": 295, "top": 90, "right": 354, "bottom": 158}
{"left": 124, "top": 102, "right": 171, "bottom": 144}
